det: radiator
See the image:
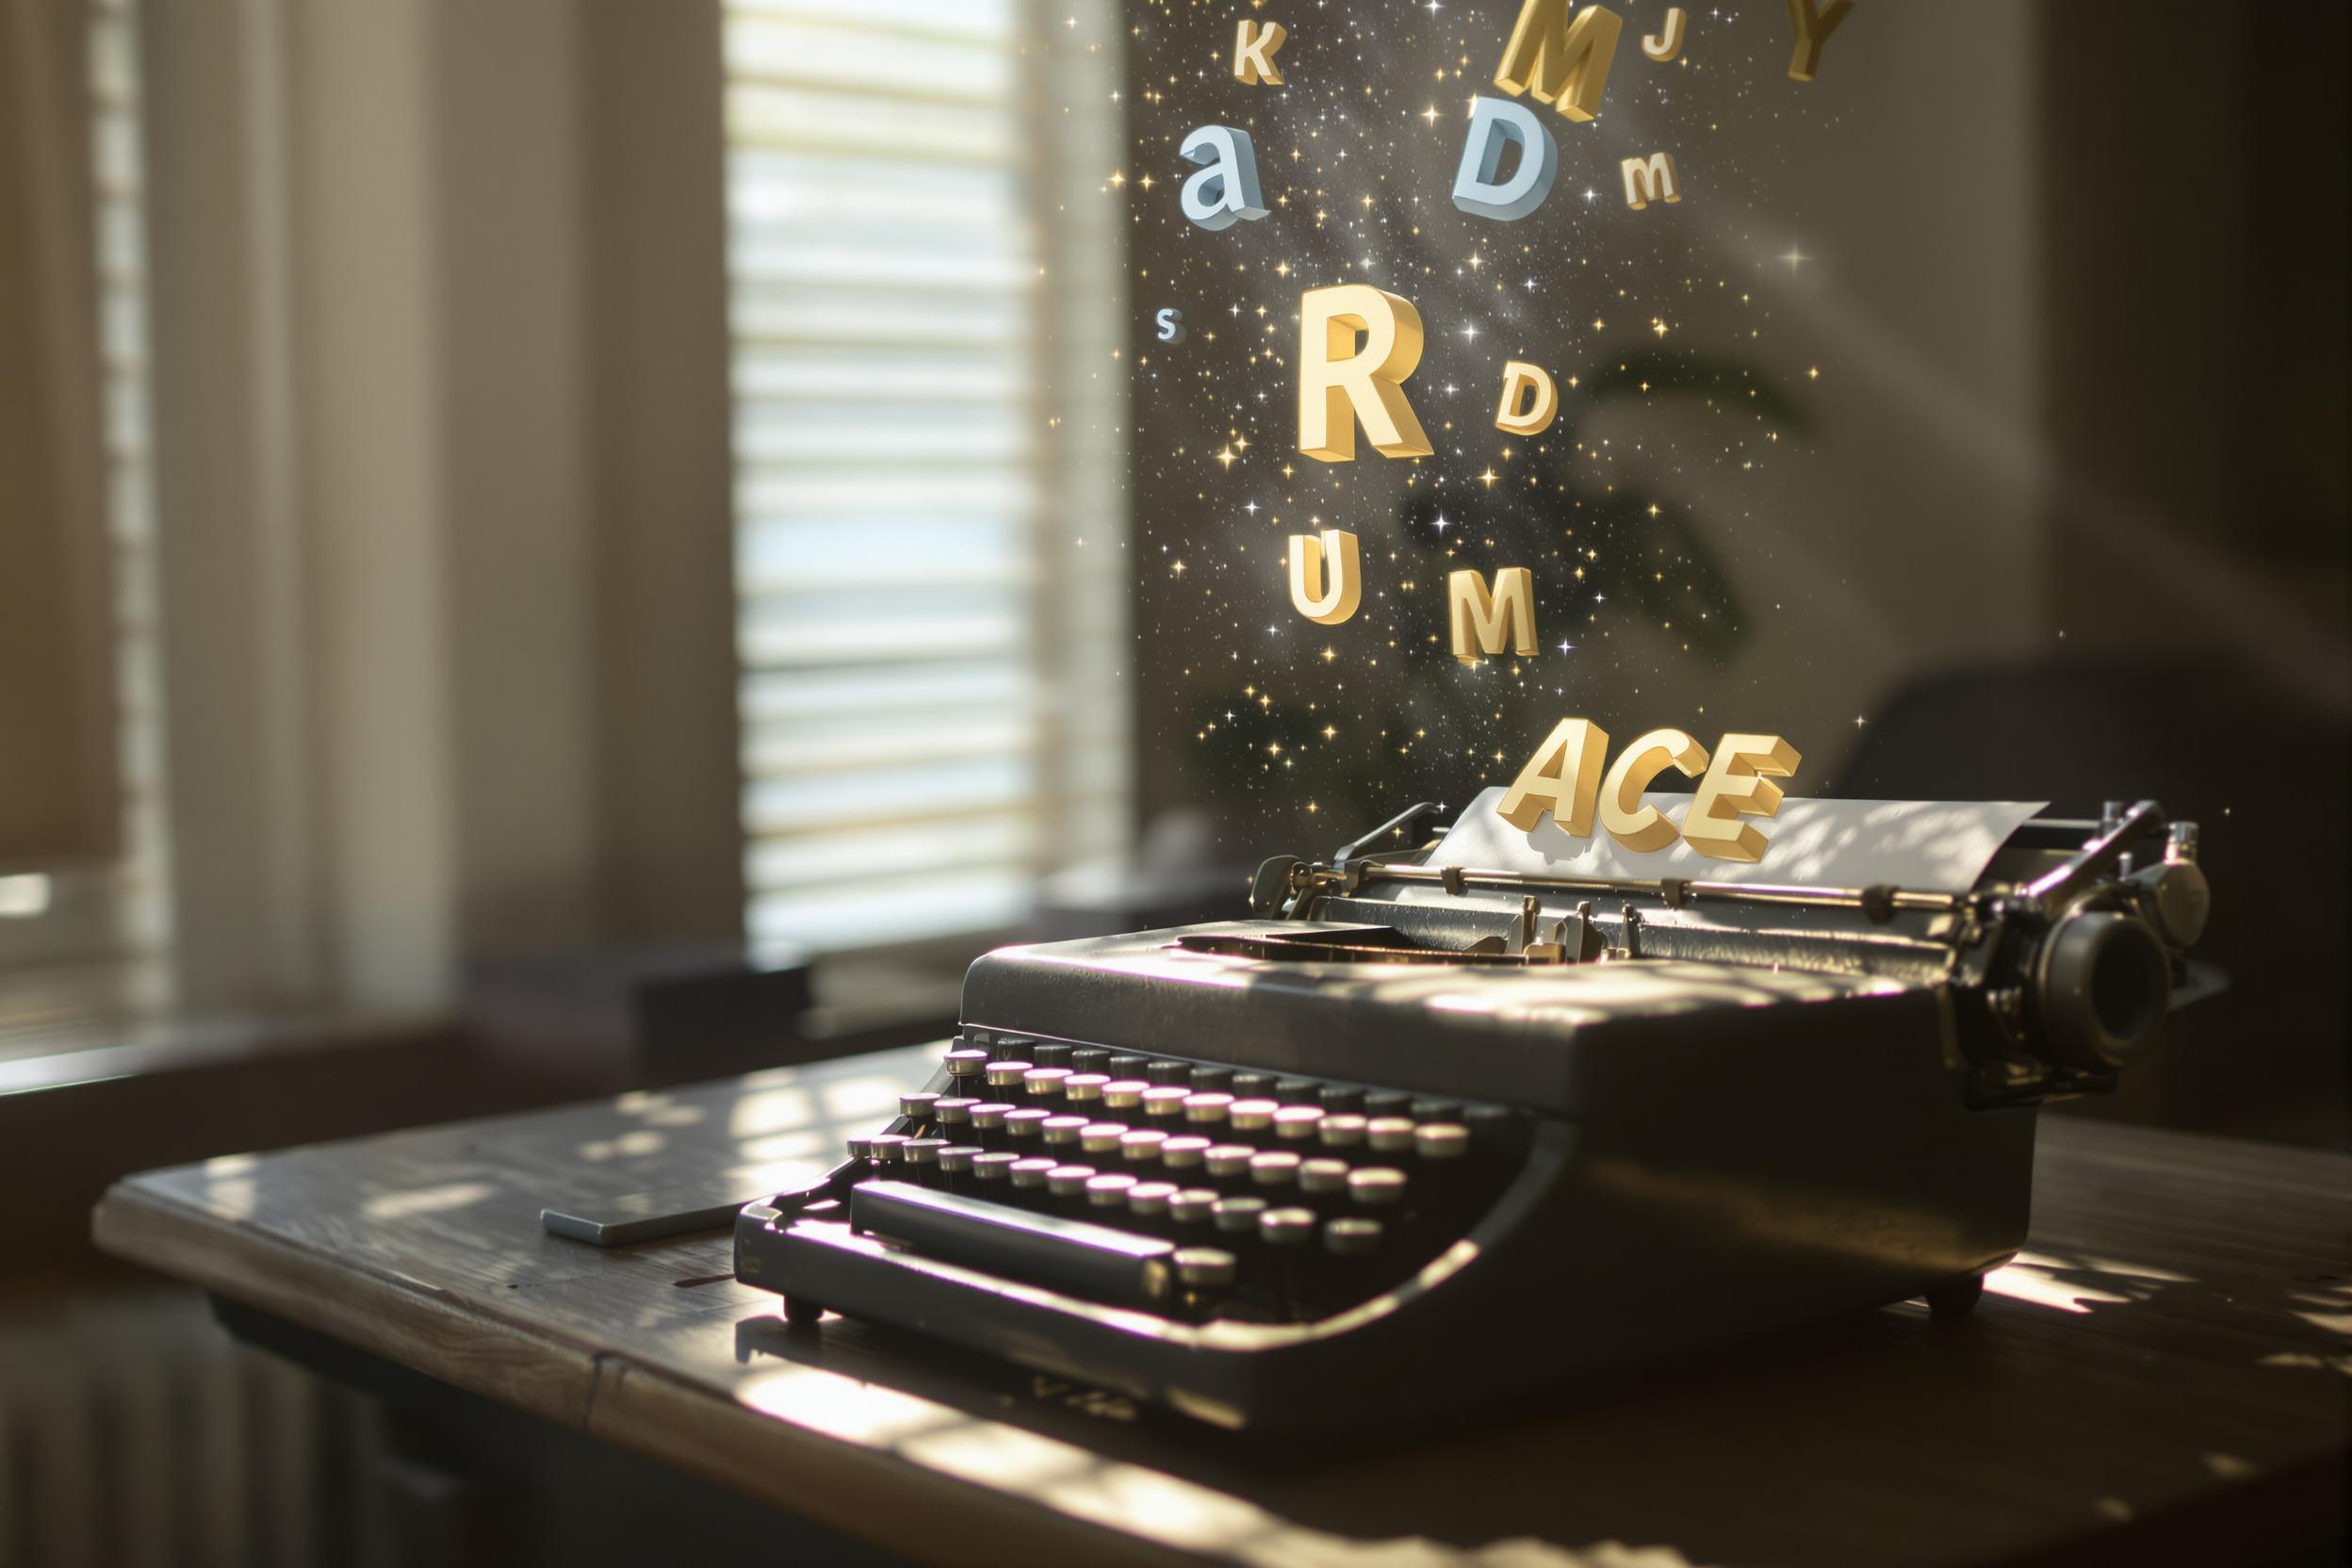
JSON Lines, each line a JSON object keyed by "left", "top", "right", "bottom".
{"left": 0, "top": 1287, "right": 368, "bottom": 1568}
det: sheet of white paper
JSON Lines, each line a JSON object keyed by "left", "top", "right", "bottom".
{"left": 1422, "top": 788, "right": 2049, "bottom": 893}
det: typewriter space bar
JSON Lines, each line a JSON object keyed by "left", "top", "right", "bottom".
{"left": 849, "top": 1181, "right": 1179, "bottom": 1308}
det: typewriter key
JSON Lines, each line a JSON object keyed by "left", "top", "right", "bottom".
{"left": 1249, "top": 1152, "right": 1302, "bottom": 1190}
{"left": 1298, "top": 1158, "right": 1351, "bottom": 1196}
{"left": 1364, "top": 1091, "right": 1412, "bottom": 1118}
{"left": 972, "top": 1151, "right": 1019, "bottom": 1186}
{"left": 1259, "top": 1207, "right": 1317, "bottom": 1246}
{"left": 1411, "top": 1098, "right": 1462, "bottom": 1123}
{"left": 1366, "top": 1117, "right": 1418, "bottom": 1153}
{"left": 1228, "top": 1099, "right": 1280, "bottom": 1141}
{"left": 905, "top": 1139, "right": 948, "bottom": 1185}
{"left": 1317, "top": 1114, "right": 1368, "bottom": 1149}
{"left": 967, "top": 1103, "right": 1013, "bottom": 1148}
{"left": 1274, "top": 1106, "right": 1326, "bottom": 1143}
{"left": 944, "top": 1047, "right": 990, "bottom": 1081}
{"left": 1108, "top": 1054, "right": 1150, "bottom": 1077}
{"left": 934, "top": 1098, "right": 978, "bottom": 1127}
{"left": 1159, "top": 1135, "right": 1212, "bottom": 1172}
{"left": 1047, "top": 1165, "right": 1099, "bottom": 1210}
{"left": 899, "top": 1092, "right": 941, "bottom": 1121}
{"left": 938, "top": 1145, "right": 982, "bottom": 1184}
{"left": 1183, "top": 1092, "right": 1235, "bottom": 1129}
{"left": 1464, "top": 1103, "right": 1517, "bottom": 1142}
{"left": 1102, "top": 1079, "right": 1149, "bottom": 1111}
{"left": 1126, "top": 1181, "right": 1177, "bottom": 1220}
{"left": 1041, "top": 1115, "right": 1089, "bottom": 1148}
{"left": 1212, "top": 1197, "right": 1268, "bottom": 1235}
{"left": 1348, "top": 1167, "right": 1408, "bottom": 1206}
{"left": 984, "top": 1060, "right": 1034, "bottom": 1092}
{"left": 1080, "top": 1122, "right": 1127, "bottom": 1155}
{"left": 1120, "top": 1128, "right": 1172, "bottom": 1166}
{"left": 1323, "top": 1217, "right": 1382, "bottom": 1256}
{"left": 1318, "top": 1085, "right": 1366, "bottom": 1115}
{"left": 1230, "top": 1073, "right": 1276, "bottom": 1098}
{"left": 1413, "top": 1123, "right": 1471, "bottom": 1161}
{"left": 1086, "top": 1173, "right": 1138, "bottom": 1211}
{"left": 1009, "top": 1156, "right": 1058, "bottom": 1192}
{"left": 869, "top": 1134, "right": 911, "bottom": 1166}
{"left": 1146, "top": 1059, "right": 1191, "bottom": 1086}
{"left": 844, "top": 1135, "right": 877, "bottom": 1164}
{"left": 1169, "top": 1189, "right": 1221, "bottom": 1228}
{"left": 1142, "top": 1086, "right": 1191, "bottom": 1121}
{"left": 1190, "top": 1065, "right": 1234, "bottom": 1094}
{"left": 1062, "top": 1072, "right": 1110, "bottom": 1105}
{"left": 1204, "top": 1144, "right": 1256, "bottom": 1183}
{"left": 1030, "top": 1042, "right": 1072, "bottom": 1068}
{"left": 1274, "top": 1078, "right": 1317, "bottom": 1105}
{"left": 1070, "top": 1047, "right": 1112, "bottom": 1072}
{"left": 1004, "top": 1108, "right": 1052, "bottom": 1145}
{"left": 1022, "top": 1067, "right": 1073, "bottom": 1102}
{"left": 1173, "top": 1247, "right": 1236, "bottom": 1289}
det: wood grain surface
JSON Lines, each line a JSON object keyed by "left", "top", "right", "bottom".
{"left": 92, "top": 1045, "right": 2351, "bottom": 1568}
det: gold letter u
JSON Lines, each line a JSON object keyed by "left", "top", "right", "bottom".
{"left": 1287, "top": 530, "right": 1362, "bottom": 625}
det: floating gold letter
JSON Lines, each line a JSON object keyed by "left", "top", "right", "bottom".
{"left": 1447, "top": 567, "right": 1537, "bottom": 665}
{"left": 1494, "top": 361, "right": 1558, "bottom": 435}
{"left": 1498, "top": 718, "right": 1609, "bottom": 835}
{"left": 1782, "top": 0, "right": 1853, "bottom": 82}
{"left": 1298, "top": 285, "right": 1433, "bottom": 463}
{"left": 1598, "top": 727, "right": 1709, "bottom": 852}
{"left": 1287, "top": 530, "right": 1362, "bottom": 625}
{"left": 1233, "top": 19, "right": 1287, "bottom": 85}
{"left": 1621, "top": 152, "right": 1680, "bottom": 210}
{"left": 1642, "top": 7, "right": 1686, "bottom": 62}
{"left": 1684, "top": 732, "right": 1801, "bottom": 862}
{"left": 1494, "top": 0, "right": 1622, "bottom": 122}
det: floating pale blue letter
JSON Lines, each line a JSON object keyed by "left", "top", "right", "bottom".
{"left": 1451, "top": 96, "right": 1558, "bottom": 221}
{"left": 1180, "top": 125, "right": 1268, "bottom": 232}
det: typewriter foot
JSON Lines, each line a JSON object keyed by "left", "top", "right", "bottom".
{"left": 1925, "top": 1274, "right": 1986, "bottom": 1319}
{"left": 780, "top": 1293, "right": 827, "bottom": 1327}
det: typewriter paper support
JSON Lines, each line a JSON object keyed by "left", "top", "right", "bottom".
{"left": 734, "top": 795, "right": 2215, "bottom": 1429}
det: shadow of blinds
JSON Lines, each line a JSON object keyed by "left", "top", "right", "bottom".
{"left": 723, "top": 0, "right": 1128, "bottom": 955}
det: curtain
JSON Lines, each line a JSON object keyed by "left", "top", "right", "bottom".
{"left": 0, "top": 0, "right": 116, "bottom": 872}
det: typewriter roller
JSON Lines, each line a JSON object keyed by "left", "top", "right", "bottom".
{"left": 735, "top": 796, "right": 2213, "bottom": 1429}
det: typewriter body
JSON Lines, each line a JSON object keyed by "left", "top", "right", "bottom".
{"left": 734, "top": 795, "right": 2212, "bottom": 1429}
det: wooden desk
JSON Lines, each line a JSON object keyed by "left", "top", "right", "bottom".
{"left": 94, "top": 1046, "right": 2350, "bottom": 1567}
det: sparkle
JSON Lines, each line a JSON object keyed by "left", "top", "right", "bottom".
{"left": 1478, "top": 467, "right": 1498, "bottom": 487}
{"left": 1421, "top": 105, "right": 1441, "bottom": 126}
{"left": 1216, "top": 447, "right": 1236, "bottom": 469}
{"left": 1781, "top": 243, "right": 1809, "bottom": 271}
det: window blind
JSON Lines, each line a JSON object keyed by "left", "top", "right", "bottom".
{"left": 723, "top": 0, "right": 1128, "bottom": 955}
{"left": 0, "top": 0, "right": 170, "bottom": 1020}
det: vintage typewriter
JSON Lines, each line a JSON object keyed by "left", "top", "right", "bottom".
{"left": 734, "top": 794, "right": 2213, "bottom": 1429}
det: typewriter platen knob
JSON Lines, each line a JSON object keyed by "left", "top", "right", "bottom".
{"left": 2130, "top": 859, "right": 2212, "bottom": 950}
{"left": 2034, "top": 911, "right": 2174, "bottom": 1072}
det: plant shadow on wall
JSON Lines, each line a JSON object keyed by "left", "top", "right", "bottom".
{"left": 1186, "top": 346, "right": 1809, "bottom": 843}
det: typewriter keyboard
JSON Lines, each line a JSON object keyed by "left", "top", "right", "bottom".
{"left": 791, "top": 1034, "right": 1534, "bottom": 1326}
